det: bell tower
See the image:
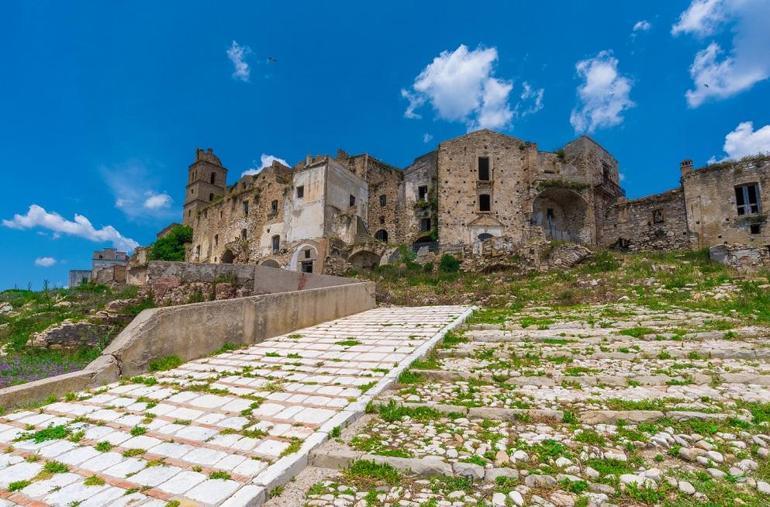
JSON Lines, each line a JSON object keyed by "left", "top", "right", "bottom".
{"left": 183, "top": 148, "right": 228, "bottom": 226}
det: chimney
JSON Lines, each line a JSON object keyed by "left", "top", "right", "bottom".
{"left": 680, "top": 159, "right": 693, "bottom": 177}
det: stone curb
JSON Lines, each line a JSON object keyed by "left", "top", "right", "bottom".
{"left": 308, "top": 449, "right": 519, "bottom": 483}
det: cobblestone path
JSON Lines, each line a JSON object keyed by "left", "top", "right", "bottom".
{"left": 0, "top": 306, "right": 470, "bottom": 506}
{"left": 302, "top": 304, "right": 770, "bottom": 507}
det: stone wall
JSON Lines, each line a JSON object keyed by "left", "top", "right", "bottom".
{"left": 402, "top": 151, "right": 438, "bottom": 245}
{"left": 710, "top": 243, "right": 770, "bottom": 272}
{"left": 682, "top": 156, "right": 770, "bottom": 249}
{"left": 600, "top": 189, "right": 691, "bottom": 251}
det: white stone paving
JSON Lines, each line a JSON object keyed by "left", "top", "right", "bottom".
{"left": 0, "top": 305, "right": 469, "bottom": 506}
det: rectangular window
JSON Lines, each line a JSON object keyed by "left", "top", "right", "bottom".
{"left": 379, "top": 194, "right": 387, "bottom": 206}
{"left": 241, "top": 229, "right": 247, "bottom": 240}
{"left": 478, "top": 157, "right": 490, "bottom": 181}
{"left": 420, "top": 218, "right": 431, "bottom": 231}
{"left": 736, "top": 183, "right": 760, "bottom": 215}
{"left": 243, "top": 201, "right": 249, "bottom": 216}
{"left": 301, "top": 261, "right": 313, "bottom": 273}
{"left": 653, "top": 209, "right": 664, "bottom": 224}
{"left": 296, "top": 185, "right": 304, "bottom": 198}
{"left": 349, "top": 195, "right": 356, "bottom": 206}
{"left": 272, "top": 235, "right": 280, "bottom": 253}
{"left": 479, "top": 194, "right": 491, "bottom": 212}
{"left": 750, "top": 224, "right": 761, "bottom": 235}
{"left": 271, "top": 200, "right": 278, "bottom": 214}
{"left": 418, "top": 185, "right": 428, "bottom": 200}
{"left": 214, "top": 234, "right": 218, "bottom": 246}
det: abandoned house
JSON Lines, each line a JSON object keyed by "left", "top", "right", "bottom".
{"left": 182, "top": 130, "right": 770, "bottom": 273}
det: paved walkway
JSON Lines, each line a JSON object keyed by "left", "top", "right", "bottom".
{"left": 0, "top": 306, "right": 470, "bottom": 507}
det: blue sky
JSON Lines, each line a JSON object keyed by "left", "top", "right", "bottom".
{"left": 2, "top": 0, "right": 769, "bottom": 290}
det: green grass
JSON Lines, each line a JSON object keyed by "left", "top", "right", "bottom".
{"left": 210, "top": 471, "right": 231, "bottom": 480}
{"left": 19, "top": 424, "right": 71, "bottom": 443}
{"left": 344, "top": 460, "right": 401, "bottom": 486}
{"left": 371, "top": 400, "right": 444, "bottom": 422}
{"left": 83, "top": 475, "right": 105, "bottom": 486}
{"left": 43, "top": 461, "right": 69, "bottom": 474}
{"left": 335, "top": 339, "right": 362, "bottom": 347}
{"left": 620, "top": 327, "right": 655, "bottom": 338}
{"left": 148, "top": 355, "right": 182, "bottom": 372}
{"left": 584, "top": 458, "right": 633, "bottom": 476}
{"left": 8, "top": 480, "right": 30, "bottom": 492}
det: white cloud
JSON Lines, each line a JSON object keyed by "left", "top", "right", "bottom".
{"left": 633, "top": 20, "right": 652, "bottom": 32}
{"left": 672, "top": 0, "right": 727, "bottom": 37}
{"left": 711, "top": 121, "right": 770, "bottom": 162}
{"left": 241, "top": 154, "right": 290, "bottom": 177}
{"left": 569, "top": 51, "right": 634, "bottom": 133}
{"left": 227, "top": 40, "right": 251, "bottom": 82}
{"left": 103, "top": 162, "right": 176, "bottom": 220}
{"left": 673, "top": 0, "right": 770, "bottom": 107}
{"left": 517, "top": 82, "right": 544, "bottom": 116}
{"left": 401, "top": 45, "right": 542, "bottom": 132}
{"left": 3, "top": 205, "right": 139, "bottom": 252}
{"left": 34, "top": 256, "right": 57, "bottom": 267}
{"left": 143, "top": 193, "right": 172, "bottom": 210}
{"left": 423, "top": 133, "right": 433, "bottom": 144}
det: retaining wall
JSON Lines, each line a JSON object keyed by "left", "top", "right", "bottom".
{"left": 0, "top": 274, "right": 375, "bottom": 410}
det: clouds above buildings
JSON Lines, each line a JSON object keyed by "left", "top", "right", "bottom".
{"left": 401, "top": 44, "right": 543, "bottom": 132}
{"left": 241, "top": 154, "right": 290, "bottom": 177}
{"left": 672, "top": 0, "right": 770, "bottom": 107}
{"left": 569, "top": 51, "right": 634, "bottom": 133}
{"left": 3, "top": 205, "right": 139, "bottom": 252}
{"left": 710, "top": 121, "right": 770, "bottom": 162}
{"left": 34, "top": 256, "right": 57, "bottom": 267}
{"left": 103, "top": 162, "right": 175, "bottom": 221}
{"left": 227, "top": 40, "right": 251, "bottom": 82}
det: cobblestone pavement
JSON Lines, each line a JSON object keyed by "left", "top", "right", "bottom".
{"left": 305, "top": 304, "right": 770, "bottom": 507}
{"left": 0, "top": 306, "right": 470, "bottom": 506}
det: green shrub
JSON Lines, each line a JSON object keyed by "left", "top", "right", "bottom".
{"left": 439, "top": 254, "right": 460, "bottom": 273}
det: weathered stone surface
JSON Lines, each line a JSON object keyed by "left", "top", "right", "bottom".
{"left": 30, "top": 320, "right": 109, "bottom": 349}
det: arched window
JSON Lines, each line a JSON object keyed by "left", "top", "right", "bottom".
{"left": 478, "top": 233, "right": 494, "bottom": 242}
{"left": 374, "top": 229, "right": 388, "bottom": 242}
{"left": 210, "top": 172, "right": 216, "bottom": 184}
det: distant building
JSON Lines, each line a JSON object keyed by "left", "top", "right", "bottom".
{"left": 92, "top": 248, "right": 129, "bottom": 270}
{"left": 68, "top": 270, "right": 92, "bottom": 288}
{"left": 68, "top": 248, "right": 130, "bottom": 287}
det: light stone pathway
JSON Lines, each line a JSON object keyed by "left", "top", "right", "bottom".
{"left": 0, "top": 305, "right": 470, "bottom": 507}
{"left": 306, "top": 304, "right": 770, "bottom": 507}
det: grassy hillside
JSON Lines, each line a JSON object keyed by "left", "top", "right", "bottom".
{"left": 358, "top": 249, "right": 770, "bottom": 325}
{"left": 0, "top": 283, "right": 151, "bottom": 388}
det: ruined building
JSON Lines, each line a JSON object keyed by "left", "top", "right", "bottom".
{"left": 182, "top": 130, "right": 769, "bottom": 273}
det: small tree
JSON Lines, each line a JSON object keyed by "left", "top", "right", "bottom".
{"left": 149, "top": 225, "right": 193, "bottom": 261}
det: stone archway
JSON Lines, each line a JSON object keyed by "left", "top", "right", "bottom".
{"left": 289, "top": 243, "right": 319, "bottom": 273}
{"left": 348, "top": 250, "right": 381, "bottom": 270}
{"left": 221, "top": 249, "right": 235, "bottom": 264}
{"left": 260, "top": 259, "right": 281, "bottom": 269}
{"left": 532, "top": 188, "right": 591, "bottom": 244}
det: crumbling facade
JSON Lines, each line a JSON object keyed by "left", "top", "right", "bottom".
{"left": 181, "top": 130, "right": 770, "bottom": 273}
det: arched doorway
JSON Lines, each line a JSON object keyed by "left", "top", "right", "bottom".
{"left": 260, "top": 259, "right": 281, "bottom": 268}
{"left": 349, "top": 250, "right": 381, "bottom": 270}
{"left": 532, "top": 188, "right": 590, "bottom": 244}
{"left": 221, "top": 249, "right": 235, "bottom": 264}
{"left": 289, "top": 244, "right": 318, "bottom": 273}
{"left": 374, "top": 229, "right": 388, "bottom": 243}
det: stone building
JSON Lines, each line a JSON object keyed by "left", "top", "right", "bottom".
{"left": 182, "top": 131, "right": 769, "bottom": 273}
{"left": 600, "top": 155, "right": 770, "bottom": 252}
{"left": 68, "top": 248, "right": 130, "bottom": 287}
